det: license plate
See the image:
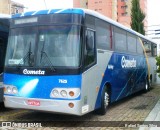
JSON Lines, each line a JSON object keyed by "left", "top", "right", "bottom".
{"left": 27, "top": 100, "right": 40, "bottom": 106}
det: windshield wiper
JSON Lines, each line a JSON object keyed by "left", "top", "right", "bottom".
{"left": 17, "top": 42, "right": 34, "bottom": 67}
{"left": 40, "top": 42, "right": 55, "bottom": 71}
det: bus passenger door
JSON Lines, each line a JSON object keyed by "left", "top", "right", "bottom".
{"left": 81, "top": 29, "right": 98, "bottom": 112}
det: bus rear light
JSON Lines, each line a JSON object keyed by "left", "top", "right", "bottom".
{"left": 69, "top": 91, "right": 74, "bottom": 97}
{"left": 68, "top": 102, "right": 74, "bottom": 108}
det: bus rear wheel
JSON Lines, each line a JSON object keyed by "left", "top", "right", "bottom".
{"left": 145, "top": 78, "right": 151, "bottom": 92}
{"left": 96, "top": 86, "right": 109, "bottom": 115}
{"left": 145, "top": 81, "right": 149, "bottom": 92}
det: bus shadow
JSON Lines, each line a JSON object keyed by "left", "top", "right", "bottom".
{"left": 0, "top": 102, "right": 14, "bottom": 112}
{"left": 108, "top": 88, "right": 154, "bottom": 110}
{"left": 0, "top": 102, "right": 4, "bottom": 109}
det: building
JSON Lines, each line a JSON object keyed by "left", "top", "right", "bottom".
{"left": 73, "top": 0, "right": 147, "bottom": 28}
{"left": 0, "top": 0, "right": 24, "bottom": 15}
{"left": 87, "top": 0, "right": 117, "bottom": 21}
{"left": 73, "top": 0, "right": 88, "bottom": 8}
{"left": 0, "top": 0, "right": 11, "bottom": 14}
{"left": 11, "top": 1, "right": 24, "bottom": 15}
{"left": 117, "top": 0, "right": 147, "bottom": 28}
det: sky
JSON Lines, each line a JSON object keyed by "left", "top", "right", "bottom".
{"left": 147, "top": 0, "right": 160, "bottom": 38}
{"left": 148, "top": 0, "right": 160, "bottom": 26}
{"left": 12, "top": 0, "right": 73, "bottom": 11}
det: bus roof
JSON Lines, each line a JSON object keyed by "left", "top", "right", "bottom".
{"left": 12, "top": 8, "right": 156, "bottom": 44}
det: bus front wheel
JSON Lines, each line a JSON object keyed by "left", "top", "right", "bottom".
{"left": 96, "top": 86, "right": 109, "bottom": 115}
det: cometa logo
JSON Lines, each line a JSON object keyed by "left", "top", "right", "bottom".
{"left": 23, "top": 69, "right": 45, "bottom": 75}
{"left": 121, "top": 56, "right": 136, "bottom": 68}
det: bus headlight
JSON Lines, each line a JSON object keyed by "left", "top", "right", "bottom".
{"left": 7, "top": 86, "right": 12, "bottom": 93}
{"left": 52, "top": 89, "right": 59, "bottom": 97}
{"left": 50, "top": 88, "right": 80, "bottom": 99}
{"left": 12, "top": 87, "right": 18, "bottom": 94}
{"left": 4, "top": 85, "right": 18, "bottom": 95}
{"left": 60, "top": 90, "right": 67, "bottom": 97}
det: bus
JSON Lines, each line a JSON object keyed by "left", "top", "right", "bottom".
{"left": 0, "top": 14, "right": 10, "bottom": 103}
{"left": 3, "top": 9, "right": 157, "bottom": 115}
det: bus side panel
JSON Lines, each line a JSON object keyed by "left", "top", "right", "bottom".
{"left": 148, "top": 57, "right": 157, "bottom": 84}
{"left": 95, "top": 52, "right": 147, "bottom": 109}
{"left": 80, "top": 50, "right": 113, "bottom": 113}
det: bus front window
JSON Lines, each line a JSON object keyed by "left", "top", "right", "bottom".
{"left": 5, "top": 27, "right": 37, "bottom": 66}
{"left": 37, "top": 25, "right": 81, "bottom": 67}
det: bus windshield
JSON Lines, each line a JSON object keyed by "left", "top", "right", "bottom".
{"left": 5, "top": 27, "right": 36, "bottom": 66}
{"left": 5, "top": 25, "right": 81, "bottom": 67}
{"left": 37, "top": 25, "right": 81, "bottom": 67}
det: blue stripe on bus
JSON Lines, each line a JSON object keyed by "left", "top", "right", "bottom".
{"left": 24, "top": 11, "right": 37, "bottom": 16}
{"left": 4, "top": 73, "right": 82, "bottom": 100}
{"left": 95, "top": 52, "right": 147, "bottom": 109}
{"left": 12, "top": 9, "right": 84, "bottom": 18}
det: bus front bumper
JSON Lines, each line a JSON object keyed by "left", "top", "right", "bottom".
{"left": 4, "top": 96, "right": 89, "bottom": 116}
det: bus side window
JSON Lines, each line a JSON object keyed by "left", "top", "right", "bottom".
{"left": 152, "top": 43, "right": 157, "bottom": 57}
{"left": 143, "top": 40, "right": 152, "bottom": 57}
{"left": 127, "top": 33, "right": 137, "bottom": 53}
{"left": 85, "top": 30, "right": 96, "bottom": 67}
{"left": 137, "top": 37, "right": 143, "bottom": 55}
{"left": 114, "top": 26, "right": 127, "bottom": 52}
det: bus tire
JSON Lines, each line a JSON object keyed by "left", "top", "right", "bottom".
{"left": 149, "top": 77, "right": 152, "bottom": 89}
{"left": 145, "top": 78, "right": 150, "bottom": 92}
{"left": 96, "top": 86, "right": 109, "bottom": 115}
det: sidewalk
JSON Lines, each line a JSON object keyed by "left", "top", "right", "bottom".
{"left": 139, "top": 98, "right": 160, "bottom": 130}
{"left": 145, "top": 99, "right": 160, "bottom": 121}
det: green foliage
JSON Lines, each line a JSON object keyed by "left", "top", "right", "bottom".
{"left": 156, "top": 56, "right": 160, "bottom": 77}
{"left": 131, "top": 0, "right": 145, "bottom": 35}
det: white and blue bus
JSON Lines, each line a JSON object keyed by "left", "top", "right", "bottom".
{"left": 0, "top": 14, "right": 10, "bottom": 103}
{"left": 3, "top": 9, "right": 157, "bottom": 115}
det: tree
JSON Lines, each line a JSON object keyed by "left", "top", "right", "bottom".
{"left": 130, "top": 0, "right": 145, "bottom": 35}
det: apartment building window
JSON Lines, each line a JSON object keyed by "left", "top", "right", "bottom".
{"left": 121, "top": 5, "right": 128, "bottom": 9}
{"left": 122, "top": 12, "right": 128, "bottom": 16}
